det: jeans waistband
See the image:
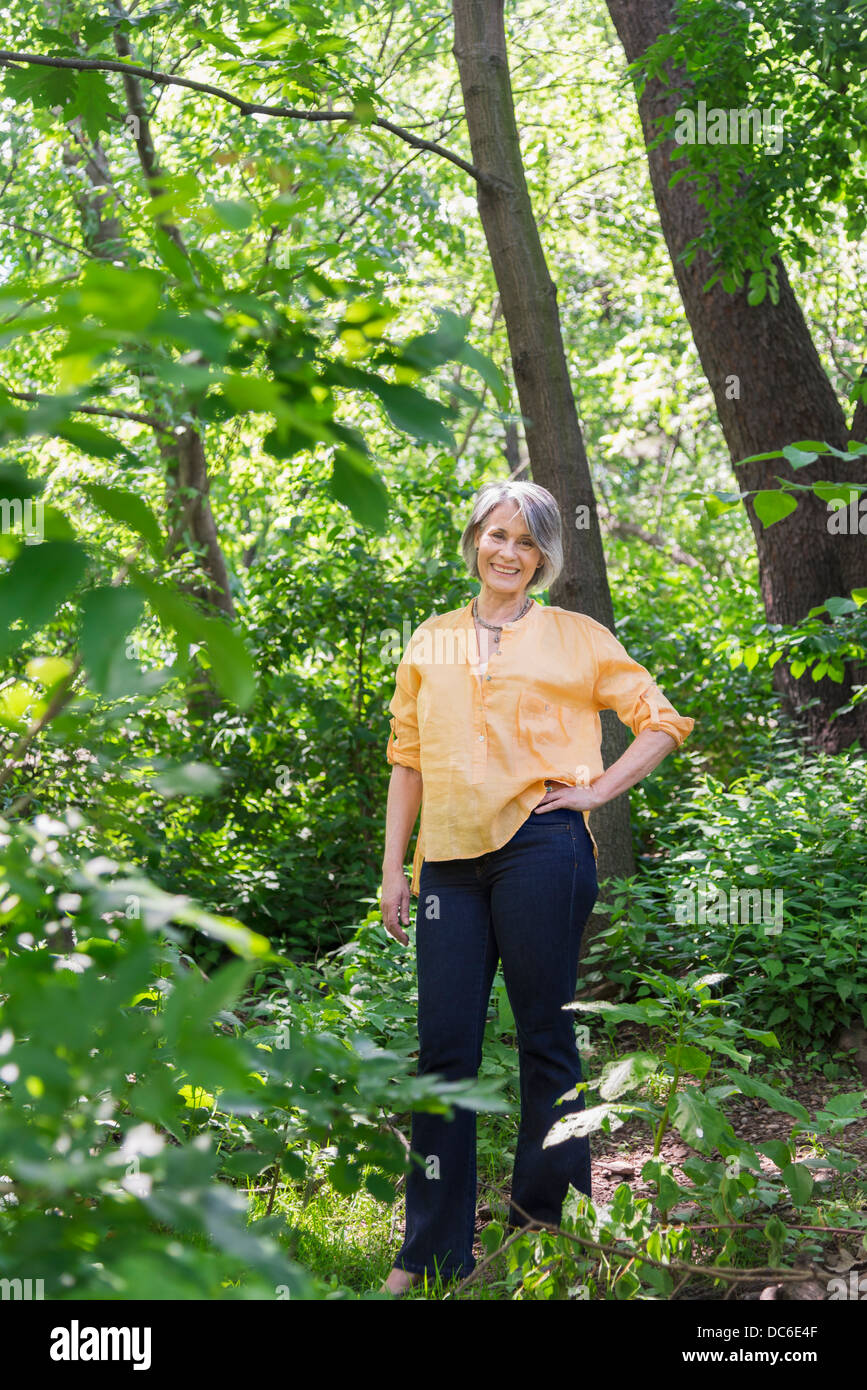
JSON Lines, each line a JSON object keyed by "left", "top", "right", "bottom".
{"left": 519, "top": 808, "right": 583, "bottom": 828}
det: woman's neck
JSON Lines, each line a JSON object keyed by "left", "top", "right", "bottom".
{"left": 475, "top": 586, "right": 530, "bottom": 625}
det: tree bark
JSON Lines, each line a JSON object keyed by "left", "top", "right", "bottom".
{"left": 606, "top": 0, "right": 867, "bottom": 751}
{"left": 60, "top": 135, "right": 125, "bottom": 257}
{"left": 161, "top": 423, "right": 236, "bottom": 619}
{"left": 452, "top": 0, "right": 638, "bottom": 912}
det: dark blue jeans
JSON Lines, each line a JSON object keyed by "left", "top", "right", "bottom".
{"left": 394, "top": 807, "right": 598, "bottom": 1281}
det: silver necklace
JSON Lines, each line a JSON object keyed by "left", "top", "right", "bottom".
{"left": 472, "top": 594, "right": 532, "bottom": 651}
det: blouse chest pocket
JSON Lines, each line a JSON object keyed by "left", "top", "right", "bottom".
{"left": 517, "top": 690, "right": 573, "bottom": 752}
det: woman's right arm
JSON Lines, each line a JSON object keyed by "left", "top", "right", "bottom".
{"left": 381, "top": 763, "right": 423, "bottom": 945}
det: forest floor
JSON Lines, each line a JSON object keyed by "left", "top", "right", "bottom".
{"left": 461, "top": 1035, "right": 867, "bottom": 1301}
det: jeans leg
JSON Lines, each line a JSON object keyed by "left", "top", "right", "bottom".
{"left": 488, "top": 812, "right": 598, "bottom": 1231}
{"left": 394, "top": 855, "right": 499, "bottom": 1280}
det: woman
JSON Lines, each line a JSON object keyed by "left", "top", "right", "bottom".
{"left": 379, "top": 479, "right": 694, "bottom": 1295}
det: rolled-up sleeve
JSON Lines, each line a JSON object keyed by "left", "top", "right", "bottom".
{"left": 591, "top": 623, "right": 695, "bottom": 749}
{"left": 386, "top": 644, "right": 422, "bottom": 771}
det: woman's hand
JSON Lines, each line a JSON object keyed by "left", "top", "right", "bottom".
{"left": 534, "top": 731, "right": 678, "bottom": 816}
{"left": 533, "top": 779, "right": 602, "bottom": 814}
{"left": 380, "top": 866, "right": 412, "bottom": 945}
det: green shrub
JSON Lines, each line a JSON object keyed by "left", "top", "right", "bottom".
{"left": 584, "top": 750, "right": 867, "bottom": 1049}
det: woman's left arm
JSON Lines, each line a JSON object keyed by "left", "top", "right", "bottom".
{"left": 535, "top": 620, "right": 693, "bottom": 814}
{"left": 588, "top": 728, "right": 677, "bottom": 807}
{"left": 536, "top": 728, "right": 676, "bottom": 812}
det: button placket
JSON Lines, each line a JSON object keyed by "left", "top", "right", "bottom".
{"left": 469, "top": 633, "right": 488, "bottom": 783}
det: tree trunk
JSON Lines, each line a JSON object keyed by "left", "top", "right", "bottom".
{"left": 161, "top": 424, "right": 236, "bottom": 620}
{"left": 606, "top": 0, "right": 867, "bottom": 752}
{"left": 61, "top": 124, "right": 236, "bottom": 627}
{"left": 59, "top": 111, "right": 235, "bottom": 726}
{"left": 452, "top": 0, "right": 637, "bottom": 915}
{"left": 60, "top": 136, "right": 125, "bottom": 257}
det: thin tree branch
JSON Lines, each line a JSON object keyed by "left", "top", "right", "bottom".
{"left": 598, "top": 508, "right": 704, "bottom": 569}
{"left": 451, "top": 1197, "right": 826, "bottom": 1296}
{"left": 3, "top": 388, "right": 172, "bottom": 432}
{"left": 0, "top": 50, "right": 488, "bottom": 187}
{"left": 0, "top": 217, "right": 90, "bottom": 257}
{"left": 375, "top": 3, "right": 398, "bottom": 67}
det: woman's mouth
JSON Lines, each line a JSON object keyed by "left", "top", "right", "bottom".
{"left": 491, "top": 564, "right": 519, "bottom": 575}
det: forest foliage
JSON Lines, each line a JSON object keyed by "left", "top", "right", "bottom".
{"left": 0, "top": 0, "right": 864, "bottom": 1300}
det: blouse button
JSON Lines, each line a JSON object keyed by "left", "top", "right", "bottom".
{"left": 478, "top": 734, "right": 485, "bottom": 741}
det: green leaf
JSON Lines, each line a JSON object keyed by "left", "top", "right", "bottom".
{"left": 79, "top": 584, "right": 145, "bottom": 698}
{"left": 329, "top": 1157, "right": 362, "bottom": 1195}
{"left": 641, "top": 1158, "right": 681, "bottom": 1213}
{"left": 823, "top": 596, "right": 858, "bottom": 618}
{"left": 210, "top": 199, "right": 255, "bottom": 232}
{"left": 197, "top": 614, "right": 258, "bottom": 710}
{"left": 189, "top": 25, "right": 244, "bottom": 55}
{"left": 496, "top": 980, "right": 515, "bottom": 1033}
{"left": 457, "top": 343, "right": 509, "bottom": 408}
{"left": 480, "top": 1220, "right": 504, "bottom": 1255}
{"left": 781, "top": 445, "right": 819, "bottom": 469}
{"left": 544, "top": 1102, "right": 630, "bottom": 1143}
{"left": 0, "top": 541, "right": 87, "bottom": 661}
{"left": 152, "top": 226, "right": 197, "bottom": 286}
{"left": 567, "top": 999, "right": 669, "bottom": 1025}
{"left": 813, "top": 482, "right": 861, "bottom": 508}
{"left": 666, "top": 1043, "right": 711, "bottom": 1080}
{"left": 364, "top": 1171, "right": 396, "bottom": 1205}
{"left": 131, "top": 574, "right": 199, "bottom": 645}
{"left": 734, "top": 450, "right": 784, "bottom": 466}
{"left": 150, "top": 309, "right": 233, "bottom": 363}
{"left": 0, "top": 463, "right": 42, "bottom": 503}
{"left": 369, "top": 381, "right": 455, "bottom": 448}
{"left": 78, "top": 262, "right": 162, "bottom": 331}
{"left": 670, "top": 1087, "right": 733, "bottom": 1154}
{"left": 221, "top": 374, "right": 284, "bottom": 413}
{"left": 747, "top": 271, "right": 766, "bottom": 305}
{"left": 402, "top": 311, "right": 468, "bottom": 370}
{"left": 82, "top": 484, "right": 164, "bottom": 560}
{"left": 132, "top": 575, "right": 257, "bottom": 708}
{"left": 741, "top": 1029, "right": 780, "bottom": 1049}
{"left": 330, "top": 451, "right": 389, "bottom": 533}
{"left": 152, "top": 762, "right": 225, "bottom": 798}
{"left": 597, "top": 1051, "right": 659, "bottom": 1099}
{"left": 64, "top": 71, "right": 119, "bottom": 144}
{"left": 55, "top": 420, "right": 138, "bottom": 465}
{"left": 781, "top": 1162, "right": 813, "bottom": 1206}
{"left": 788, "top": 440, "right": 831, "bottom": 454}
{"left": 725, "top": 1070, "right": 809, "bottom": 1121}
{"left": 756, "top": 1139, "right": 792, "bottom": 1169}
{"left": 2, "top": 63, "right": 76, "bottom": 112}
{"left": 815, "top": 1091, "right": 866, "bottom": 1119}
{"left": 704, "top": 489, "right": 743, "bottom": 519}
{"left": 753, "top": 490, "right": 798, "bottom": 527}
{"left": 26, "top": 655, "right": 74, "bottom": 688}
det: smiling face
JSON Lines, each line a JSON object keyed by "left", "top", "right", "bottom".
{"left": 474, "top": 502, "right": 542, "bottom": 599}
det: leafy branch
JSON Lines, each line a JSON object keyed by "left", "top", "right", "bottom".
{"left": 0, "top": 49, "right": 490, "bottom": 188}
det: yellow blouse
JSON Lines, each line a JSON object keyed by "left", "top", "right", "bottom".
{"left": 386, "top": 597, "right": 694, "bottom": 894}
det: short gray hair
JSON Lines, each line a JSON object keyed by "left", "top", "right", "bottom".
{"left": 459, "top": 480, "right": 563, "bottom": 592}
